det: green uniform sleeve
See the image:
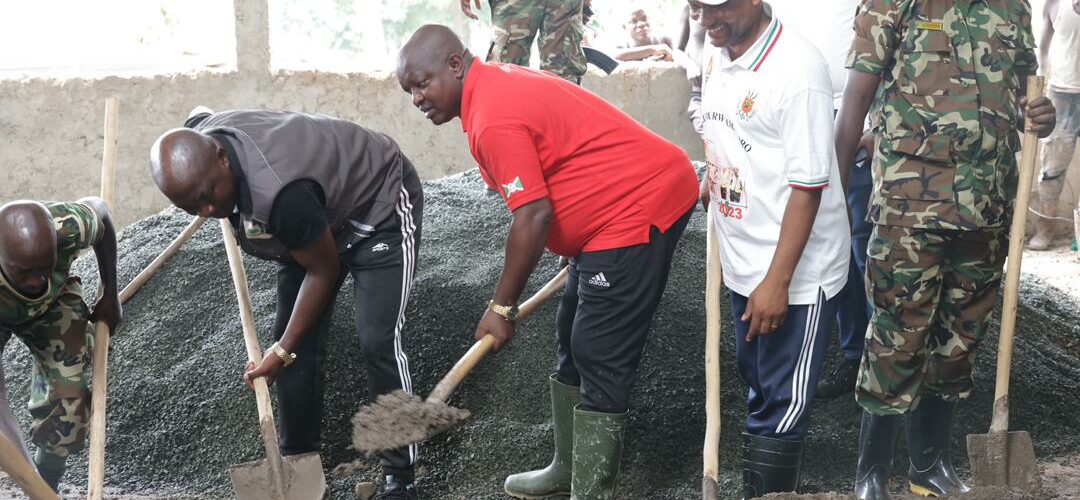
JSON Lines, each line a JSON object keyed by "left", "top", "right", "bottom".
{"left": 1013, "top": 1, "right": 1039, "bottom": 76}
{"left": 847, "top": 0, "right": 904, "bottom": 75}
{"left": 47, "top": 202, "right": 103, "bottom": 253}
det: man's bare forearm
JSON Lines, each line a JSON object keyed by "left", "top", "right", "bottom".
{"left": 80, "top": 196, "right": 119, "bottom": 297}
{"left": 764, "top": 188, "right": 822, "bottom": 286}
{"left": 493, "top": 198, "right": 553, "bottom": 306}
{"left": 835, "top": 70, "right": 881, "bottom": 192}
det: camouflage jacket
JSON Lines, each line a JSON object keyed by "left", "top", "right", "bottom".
{"left": 848, "top": 0, "right": 1038, "bottom": 230}
{"left": 0, "top": 202, "right": 102, "bottom": 327}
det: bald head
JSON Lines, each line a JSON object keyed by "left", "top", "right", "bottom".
{"left": 0, "top": 201, "right": 57, "bottom": 296}
{"left": 149, "top": 127, "right": 236, "bottom": 218}
{"left": 399, "top": 24, "right": 468, "bottom": 73}
{"left": 397, "top": 24, "right": 474, "bottom": 126}
{"left": 150, "top": 128, "right": 218, "bottom": 196}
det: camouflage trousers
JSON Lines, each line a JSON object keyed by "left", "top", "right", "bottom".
{"left": 487, "top": 0, "right": 588, "bottom": 84}
{"left": 0, "top": 278, "right": 92, "bottom": 458}
{"left": 856, "top": 225, "right": 1006, "bottom": 415}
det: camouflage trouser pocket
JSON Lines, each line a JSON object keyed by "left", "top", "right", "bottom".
{"left": 487, "top": 0, "right": 586, "bottom": 82}
{"left": 15, "top": 281, "right": 92, "bottom": 458}
{"left": 488, "top": 0, "right": 540, "bottom": 65}
{"left": 537, "top": 0, "right": 586, "bottom": 82}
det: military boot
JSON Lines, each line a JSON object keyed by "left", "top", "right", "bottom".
{"left": 34, "top": 449, "right": 66, "bottom": 493}
{"left": 815, "top": 357, "right": 861, "bottom": 401}
{"left": 504, "top": 375, "right": 580, "bottom": 499}
{"left": 855, "top": 411, "right": 900, "bottom": 500}
{"left": 742, "top": 433, "right": 803, "bottom": 498}
{"left": 906, "top": 396, "right": 970, "bottom": 497}
{"left": 570, "top": 406, "right": 626, "bottom": 500}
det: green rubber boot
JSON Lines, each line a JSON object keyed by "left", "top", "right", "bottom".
{"left": 570, "top": 405, "right": 627, "bottom": 500}
{"left": 504, "top": 375, "right": 581, "bottom": 499}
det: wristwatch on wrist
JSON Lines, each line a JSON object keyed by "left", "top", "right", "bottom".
{"left": 269, "top": 341, "right": 296, "bottom": 367}
{"left": 488, "top": 300, "right": 520, "bottom": 323}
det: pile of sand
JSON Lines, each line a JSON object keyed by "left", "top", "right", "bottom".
{"left": 2, "top": 169, "right": 1079, "bottom": 499}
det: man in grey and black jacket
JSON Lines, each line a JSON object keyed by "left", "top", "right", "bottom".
{"left": 150, "top": 109, "right": 423, "bottom": 500}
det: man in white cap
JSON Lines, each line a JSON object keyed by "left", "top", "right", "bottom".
{"left": 690, "top": 0, "right": 851, "bottom": 496}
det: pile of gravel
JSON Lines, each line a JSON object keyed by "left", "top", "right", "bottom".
{"left": 2, "top": 169, "right": 1079, "bottom": 499}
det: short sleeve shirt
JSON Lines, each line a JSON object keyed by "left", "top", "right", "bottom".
{"left": 700, "top": 13, "right": 851, "bottom": 304}
{"left": 848, "top": 0, "right": 1038, "bottom": 230}
{"left": 0, "top": 202, "right": 102, "bottom": 326}
{"left": 460, "top": 60, "right": 699, "bottom": 256}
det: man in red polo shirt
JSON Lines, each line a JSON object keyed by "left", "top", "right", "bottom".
{"left": 398, "top": 24, "right": 698, "bottom": 499}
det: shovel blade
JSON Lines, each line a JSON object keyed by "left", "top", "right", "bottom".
{"left": 702, "top": 476, "right": 719, "bottom": 499}
{"left": 966, "top": 430, "right": 1039, "bottom": 489}
{"left": 230, "top": 452, "right": 327, "bottom": 500}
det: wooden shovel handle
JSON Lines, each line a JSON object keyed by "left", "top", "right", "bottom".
{"left": 990, "top": 75, "right": 1044, "bottom": 433}
{"left": 220, "top": 219, "right": 287, "bottom": 500}
{"left": 703, "top": 205, "right": 723, "bottom": 485}
{"left": 88, "top": 95, "right": 119, "bottom": 500}
{"left": 427, "top": 266, "right": 569, "bottom": 403}
{"left": 120, "top": 216, "right": 207, "bottom": 303}
{"left": 0, "top": 429, "right": 59, "bottom": 500}
{"left": 98, "top": 96, "right": 119, "bottom": 209}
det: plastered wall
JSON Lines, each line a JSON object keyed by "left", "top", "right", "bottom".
{"left": 0, "top": 67, "right": 702, "bottom": 228}
{"left": 0, "top": 0, "right": 702, "bottom": 227}
{"left": 1, "top": 0, "right": 1077, "bottom": 233}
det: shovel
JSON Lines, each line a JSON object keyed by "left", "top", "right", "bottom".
{"left": 88, "top": 95, "right": 118, "bottom": 500}
{"left": 351, "top": 266, "right": 569, "bottom": 454}
{"left": 220, "top": 219, "right": 327, "bottom": 500}
{"left": 702, "top": 204, "right": 723, "bottom": 499}
{"left": 965, "top": 75, "right": 1044, "bottom": 489}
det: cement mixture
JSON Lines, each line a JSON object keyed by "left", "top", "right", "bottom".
{"left": 2, "top": 169, "right": 1079, "bottom": 499}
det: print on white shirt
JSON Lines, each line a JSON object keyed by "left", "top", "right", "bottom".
{"left": 736, "top": 90, "right": 758, "bottom": 121}
{"left": 705, "top": 138, "right": 747, "bottom": 220}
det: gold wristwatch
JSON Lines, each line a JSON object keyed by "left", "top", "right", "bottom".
{"left": 488, "top": 300, "right": 520, "bottom": 322}
{"left": 269, "top": 342, "right": 296, "bottom": 367}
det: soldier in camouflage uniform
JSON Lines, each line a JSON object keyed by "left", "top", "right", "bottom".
{"left": 461, "top": 0, "right": 588, "bottom": 84}
{"left": 833, "top": 1, "right": 1057, "bottom": 498}
{"left": 0, "top": 199, "right": 120, "bottom": 492}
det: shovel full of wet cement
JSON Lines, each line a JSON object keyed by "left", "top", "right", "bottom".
{"left": 221, "top": 220, "right": 327, "bottom": 500}
{"left": 966, "top": 76, "right": 1042, "bottom": 490}
{"left": 351, "top": 267, "right": 569, "bottom": 454}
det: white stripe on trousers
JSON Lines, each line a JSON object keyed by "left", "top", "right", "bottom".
{"left": 775, "top": 288, "right": 824, "bottom": 435}
{"left": 394, "top": 184, "right": 419, "bottom": 463}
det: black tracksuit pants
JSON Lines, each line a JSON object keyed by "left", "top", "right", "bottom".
{"left": 555, "top": 209, "right": 692, "bottom": 414}
{"left": 272, "top": 171, "right": 422, "bottom": 478}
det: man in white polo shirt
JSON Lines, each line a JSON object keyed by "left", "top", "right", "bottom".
{"left": 767, "top": 0, "right": 872, "bottom": 403}
{"left": 689, "top": 0, "right": 850, "bottom": 496}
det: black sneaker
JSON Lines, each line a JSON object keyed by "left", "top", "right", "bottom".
{"left": 375, "top": 475, "right": 420, "bottom": 500}
{"left": 814, "top": 357, "right": 860, "bottom": 401}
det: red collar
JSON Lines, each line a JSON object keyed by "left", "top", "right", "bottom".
{"left": 459, "top": 58, "right": 487, "bottom": 133}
